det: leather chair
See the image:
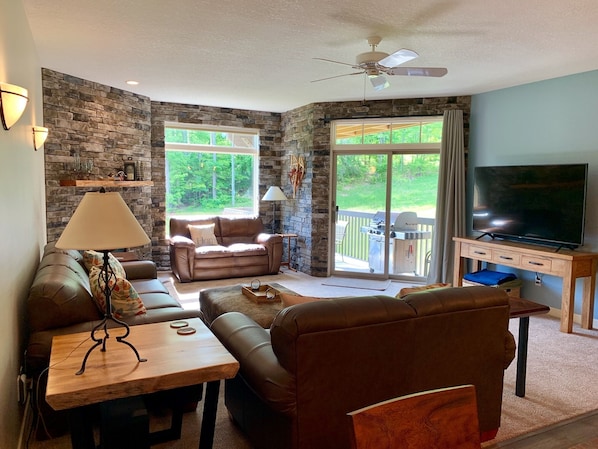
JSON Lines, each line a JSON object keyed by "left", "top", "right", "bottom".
{"left": 348, "top": 384, "right": 481, "bottom": 449}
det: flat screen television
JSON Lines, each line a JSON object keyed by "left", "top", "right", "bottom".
{"left": 472, "top": 163, "right": 588, "bottom": 249}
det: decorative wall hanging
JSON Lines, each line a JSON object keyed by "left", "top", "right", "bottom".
{"left": 289, "top": 155, "right": 305, "bottom": 198}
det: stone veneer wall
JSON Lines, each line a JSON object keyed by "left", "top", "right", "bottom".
{"left": 281, "top": 97, "right": 471, "bottom": 276}
{"left": 149, "top": 102, "right": 282, "bottom": 269}
{"left": 41, "top": 68, "right": 470, "bottom": 275}
{"left": 42, "top": 69, "right": 153, "bottom": 259}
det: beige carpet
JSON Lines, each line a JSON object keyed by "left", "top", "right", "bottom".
{"left": 29, "top": 272, "right": 598, "bottom": 449}
{"left": 484, "top": 314, "right": 598, "bottom": 446}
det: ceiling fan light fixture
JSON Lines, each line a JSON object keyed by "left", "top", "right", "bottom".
{"left": 370, "top": 75, "right": 389, "bottom": 91}
{"left": 356, "top": 51, "right": 388, "bottom": 66}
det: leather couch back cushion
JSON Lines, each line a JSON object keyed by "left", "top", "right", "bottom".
{"left": 27, "top": 254, "right": 100, "bottom": 332}
{"left": 271, "top": 296, "right": 416, "bottom": 373}
{"left": 271, "top": 287, "right": 510, "bottom": 374}
{"left": 170, "top": 217, "right": 220, "bottom": 240}
{"left": 403, "top": 285, "right": 508, "bottom": 315}
{"left": 219, "top": 216, "right": 264, "bottom": 246}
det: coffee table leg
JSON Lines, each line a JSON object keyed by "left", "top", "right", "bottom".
{"left": 199, "top": 380, "right": 220, "bottom": 449}
{"left": 515, "top": 316, "right": 530, "bottom": 397}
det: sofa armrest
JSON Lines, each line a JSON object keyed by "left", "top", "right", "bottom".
{"left": 504, "top": 330, "right": 516, "bottom": 369}
{"left": 169, "top": 235, "right": 196, "bottom": 282}
{"left": 122, "top": 260, "right": 157, "bottom": 280}
{"left": 211, "top": 312, "right": 295, "bottom": 415}
{"left": 256, "top": 233, "right": 283, "bottom": 273}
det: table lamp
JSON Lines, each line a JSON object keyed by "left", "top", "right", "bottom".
{"left": 262, "top": 186, "right": 287, "bottom": 233}
{"left": 56, "top": 188, "right": 150, "bottom": 375}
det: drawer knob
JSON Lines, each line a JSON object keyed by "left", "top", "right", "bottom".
{"left": 499, "top": 255, "right": 513, "bottom": 261}
{"left": 528, "top": 261, "right": 544, "bottom": 266}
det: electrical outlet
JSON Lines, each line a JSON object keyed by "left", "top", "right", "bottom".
{"left": 535, "top": 273, "right": 542, "bottom": 286}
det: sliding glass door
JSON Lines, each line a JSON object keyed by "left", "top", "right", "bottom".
{"left": 330, "top": 118, "right": 442, "bottom": 281}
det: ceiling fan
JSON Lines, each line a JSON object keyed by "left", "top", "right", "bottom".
{"left": 312, "top": 36, "right": 448, "bottom": 91}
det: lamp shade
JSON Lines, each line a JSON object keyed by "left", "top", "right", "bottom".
{"left": 0, "top": 82, "right": 29, "bottom": 130}
{"left": 56, "top": 191, "right": 150, "bottom": 251}
{"left": 262, "top": 186, "right": 288, "bottom": 201}
{"left": 33, "top": 126, "right": 49, "bottom": 150}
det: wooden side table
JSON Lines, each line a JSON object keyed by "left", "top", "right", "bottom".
{"left": 46, "top": 318, "right": 239, "bottom": 449}
{"left": 279, "top": 233, "right": 298, "bottom": 271}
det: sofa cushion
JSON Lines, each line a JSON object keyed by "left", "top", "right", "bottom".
{"left": 82, "top": 250, "right": 126, "bottom": 278}
{"left": 27, "top": 254, "right": 101, "bottom": 332}
{"left": 89, "top": 266, "right": 147, "bottom": 318}
{"left": 188, "top": 223, "right": 219, "bottom": 246}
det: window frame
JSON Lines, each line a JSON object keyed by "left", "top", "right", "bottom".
{"left": 164, "top": 122, "right": 260, "bottom": 223}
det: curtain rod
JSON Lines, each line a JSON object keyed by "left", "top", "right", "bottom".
{"left": 320, "top": 112, "right": 442, "bottom": 124}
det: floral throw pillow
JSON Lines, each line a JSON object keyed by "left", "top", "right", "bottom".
{"left": 89, "top": 266, "right": 146, "bottom": 318}
{"left": 83, "top": 250, "right": 126, "bottom": 278}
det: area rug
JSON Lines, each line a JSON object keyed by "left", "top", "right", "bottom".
{"left": 482, "top": 314, "right": 598, "bottom": 447}
{"left": 320, "top": 276, "right": 392, "bottom": 291}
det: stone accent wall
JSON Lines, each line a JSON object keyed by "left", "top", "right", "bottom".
{"left": 281, "top": 97, "right": 471, "bottom": 276}
{"left": 42, "top": 69, "right": 153, "bottom": 258}
{"left": 41, "top": 68, "right": 470, "bottom": 275}
{"left": 150, "top": 102, "right": 282, "bottom": 269}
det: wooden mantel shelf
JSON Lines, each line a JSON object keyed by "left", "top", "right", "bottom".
{"left": 59, "top": 180, "right": 154, "bottom": 187}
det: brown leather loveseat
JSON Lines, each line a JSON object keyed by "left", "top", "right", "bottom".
{"left": 169, "top": 216, "right": 283, "bottom": 282}
{"left": 211, "top": 286, "right": 516, "bottom": 449}
{"left": 25, "top": 242, "right": 202, "bottom": 439}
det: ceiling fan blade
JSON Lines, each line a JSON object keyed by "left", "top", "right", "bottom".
{"left": 378, "top": 49, "right": 418, "bottom": 68}
{"left": 311, "top": 72, "right": 364, "bottom": 83}
{"left": 369, "top": 75, "right": 389, "bottom": 91}
{"left": 386, "top": 67, "right": 448, "bottom": 77}
{"left": 313, "top": 57, "right": 357, "bottom": 68}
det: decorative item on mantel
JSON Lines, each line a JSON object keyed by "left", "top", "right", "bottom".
{"left": 289, "top": 154, "right": 305, "bottom": 198}
{"left": 124, "top": 157, "right": 136, "bottom": 181}
{"left": 65, "top": 153, "right": 94, "bottom": 179}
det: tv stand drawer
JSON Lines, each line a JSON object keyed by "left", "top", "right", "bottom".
{"left": 465, "top": 244, "right": 493, "bottom": 261}
{"left": 521, "top": 255, "right": 553, "bottom": 274}
{"left": 492, "top": 250, "right": 521, "bottom": 267}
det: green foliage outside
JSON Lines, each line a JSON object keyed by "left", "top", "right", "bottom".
{"left": 165, "top": 128, "right": 255, "bottom": 216}
{"left": 165, "top": 123, "right": 440, "bottom": 218}
{"left": 336, "top": 154, "right": 439, "bottom": 215}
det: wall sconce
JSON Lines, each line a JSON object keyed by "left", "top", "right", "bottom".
{"left": 0, "top": 82, "right": 29, "bottom": 130}
{"left": 32, "top": 126, "right": 49, "bottom": 151}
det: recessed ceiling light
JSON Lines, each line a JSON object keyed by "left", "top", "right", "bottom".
{"left": 126, "top": 80, "right": 139, "bottom": 86}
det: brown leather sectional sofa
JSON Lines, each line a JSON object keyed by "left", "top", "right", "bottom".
{"left": 169, "top": 216, "right": 283, "bottom": 282}
{"left": 211, "top": 286, "right": 516, "bottom": 449}
{"left": 25, "top": 242, "right": 202, "bottom": 439}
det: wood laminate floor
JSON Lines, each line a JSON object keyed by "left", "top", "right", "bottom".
{"left": 487, "top": 410, "right": 598, "bottom": 449}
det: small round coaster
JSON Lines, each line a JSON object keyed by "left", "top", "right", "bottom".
{"left": 170, "top": 320, "right": 189, "bottom": 329}
{"left": 177, "top": 327, "right": 196, "bottom": 335}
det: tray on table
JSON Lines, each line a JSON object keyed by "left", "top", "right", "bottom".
{"left": 241, "top": 285, "right": 282, "bottom": 304}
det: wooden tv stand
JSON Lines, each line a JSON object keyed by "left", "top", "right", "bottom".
{"left": 453, "top": 237, "right": 598, "bottom": 333}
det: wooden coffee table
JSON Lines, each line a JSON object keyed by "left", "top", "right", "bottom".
{"left": 509, "top": 297, "right": 550, "bottom": 397}
{"left": 46, "top": 318, "right": 239, "bottom": 449}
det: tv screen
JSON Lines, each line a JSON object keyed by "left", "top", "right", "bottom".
{"left": 472, "top": 164, "right": 588, "bottom": 249}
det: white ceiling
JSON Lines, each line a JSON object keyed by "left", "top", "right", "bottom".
{"left": 23, "top": 0, "right": 598, "bottom": 113}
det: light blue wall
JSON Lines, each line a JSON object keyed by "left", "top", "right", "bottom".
{"left": 469, "top": 70, "right": 598, "bottom": 320}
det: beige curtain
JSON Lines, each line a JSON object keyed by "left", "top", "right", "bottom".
{"left": 427, "top": 110, "right": 466, "bottom": 284}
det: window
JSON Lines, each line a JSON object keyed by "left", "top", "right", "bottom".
{"left": 165, "top": 124, "right": 259, "bottom": 233}
{"left": 333, "top": 117, "right": 443, "bottom": 147}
